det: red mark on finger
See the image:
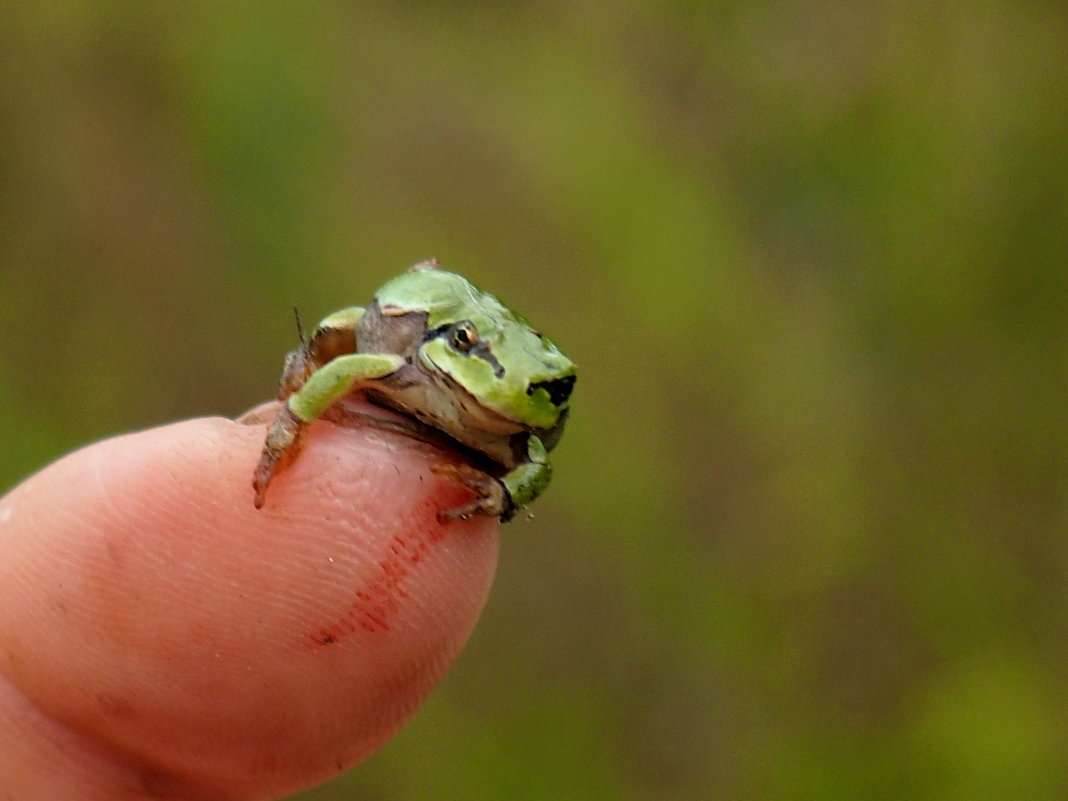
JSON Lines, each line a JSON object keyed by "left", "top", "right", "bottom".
{"left": 310, "top": 521, "right": 447, "bottom": 646}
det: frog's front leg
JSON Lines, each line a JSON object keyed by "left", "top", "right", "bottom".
{"left": 253, "top": 352, "right": 405, "bottom": 508}
{"left": 500, "top": 435, "right": 552, "bottom": 512}
{"left": 433, "top": 436, "right": 552, "bottom": 522}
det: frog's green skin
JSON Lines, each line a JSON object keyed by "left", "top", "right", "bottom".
{"left": 252, "top": 259, "right": 576, "bottom": 521}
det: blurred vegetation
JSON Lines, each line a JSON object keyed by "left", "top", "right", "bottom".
{"left": 2, "top": 2, "right": 1067, "bottom": 799}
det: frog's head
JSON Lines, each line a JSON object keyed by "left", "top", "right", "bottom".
{"left": 420, "top": 313, "right": 576, "bottom": 433}
{"left": 373, "top": 267, "right": 572, "bottom": 435}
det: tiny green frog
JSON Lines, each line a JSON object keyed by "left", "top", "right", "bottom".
{"left": 253, "top": 259, "right": 576, "bottom": 521}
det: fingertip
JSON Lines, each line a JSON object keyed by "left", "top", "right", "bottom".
{"left": 0, "top": 412, "right": 500, "bottom": 797}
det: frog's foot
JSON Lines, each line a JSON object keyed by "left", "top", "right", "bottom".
{"left": 431, "top": 462, "right": 513, "bottom": 522}
{"left": 252, "top": 405, "right": 308, "bottom": 509}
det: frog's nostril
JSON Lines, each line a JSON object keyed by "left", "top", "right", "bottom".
{"left": 528, "top": 375, "right": 575, "bottom": 406}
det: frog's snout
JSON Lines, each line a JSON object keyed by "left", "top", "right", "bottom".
{"left": 528, "top": 375, "right": 575, "bottom": 407}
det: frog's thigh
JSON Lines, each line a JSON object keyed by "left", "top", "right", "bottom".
{"left": 289, "top": 353, "right": 405, "bottom": 421}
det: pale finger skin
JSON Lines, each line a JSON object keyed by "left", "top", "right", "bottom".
{"left": 0, "top": 409, "right": 500, "bottom": 800}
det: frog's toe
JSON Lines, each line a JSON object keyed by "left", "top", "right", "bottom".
{"left": 431, "top": 462, "right": 511, "bottom": 521}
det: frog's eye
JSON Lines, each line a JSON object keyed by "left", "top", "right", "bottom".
{"left": 448, "top": 321, "right": 479, "bottom": 353}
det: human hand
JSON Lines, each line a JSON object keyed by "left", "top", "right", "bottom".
{"left": 0, "top": 404, "right": 499, "bottom": 800}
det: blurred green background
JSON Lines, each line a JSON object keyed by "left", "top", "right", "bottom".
{"left": 2, "top": 2, "right": 1067, "bottom": 799}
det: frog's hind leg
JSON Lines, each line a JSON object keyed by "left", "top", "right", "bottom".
{"left": 252, "top": 352, "right": 405, "bottom": 508}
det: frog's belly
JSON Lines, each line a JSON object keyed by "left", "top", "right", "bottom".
{"left": 362, "top": 378, "right": 523, "bottom": 468}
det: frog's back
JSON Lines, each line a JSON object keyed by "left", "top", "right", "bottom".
{"left": 374, "top": 263, "right": 517, "bottom": 330}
